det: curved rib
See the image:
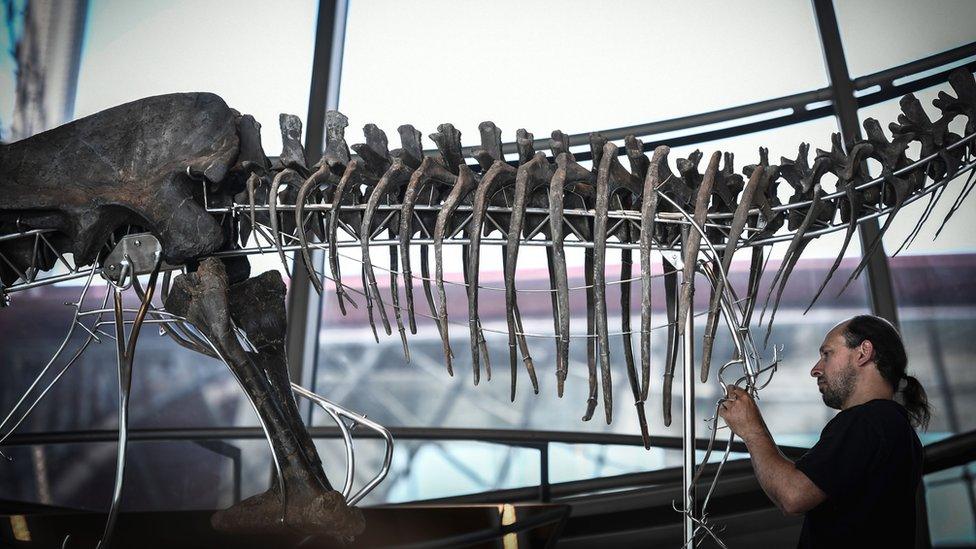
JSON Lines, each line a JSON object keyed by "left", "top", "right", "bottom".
{"left": 762, "top": 186, "right": 826, "bottom": 346}
{"left": 387, "top": 228, "right": 409, "bottom": 361}
{"left": 328, "top": 160, "right": 363, "bottom": 316}
{"left": 701, "top": 166, "right": 762, "bottom": 381}
{"left": 398, "top": 159, "right": 430, "bottom": 334}
{"left": 618, "top": 194, "right": 649, "bottom": 447}
{"left": 804, "top": 183, "right": 863, "bottom": 314}
{"left": 661, "top": 255, "right": 679, "bottom": 427}
{"left": 838, "top": 172, "right": 910, "bottom": 294}
{"left": 433, "top": 164, "right": 477, "bottom": 373}
{"left": 582, "top": 248, "right": 598, "bottom": 422}
{"left": 677, "top": 152, "right": 720, "bottom": 337}
{"left": 295, "top": 164, "right": 336, "bottom": 294}
{"left": 269, "top": 168, "right": 299, "bottom": 276}
{"left": 361, "top": 161, "right": 411, "bottom": 338}
{"left": 504, "top": 155, "right": 547, "bottom": 399}
{"left": 593, "top": 142, "right": 617, "bottom": 424}
{"left": 639, "top": 146, "right": 667, "bottom": 401}
{"left": 466, "top": 160, "right": 516, "bottom": 384}
{"left": 400, "top": 158, "right": 455, "bottom": 334}
{"left": 548, "top": 157, "right": 571, "bottom": 397}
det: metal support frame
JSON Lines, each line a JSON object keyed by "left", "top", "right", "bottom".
{"left": 681, "top": 274, "right": 696, "bottom": 545}
{"left": 812, "top": 0, "right": 900, "bottom": 327}
{"left": 539, "top": 443, "right": 551, "bottom": 503}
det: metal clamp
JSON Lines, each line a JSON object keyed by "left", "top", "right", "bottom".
{"left": 101, "top": 234, "right": 176, "bottom": 284}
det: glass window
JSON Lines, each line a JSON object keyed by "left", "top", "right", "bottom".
{"left": 0, "top": 0, "right": 27, "bottom": 140}
{"left": 836, "top": 0, "right": 976, "bottom": 79}
{"left": 0, "top": 279, "right": 259, "bottom": 432}
{"left": 0, "top": 439, "right": 268, "bottom": 512}
{"left": 924, "top": 465, "right": 976, "bottom": 546}
{"left": 338, "top": 0, "right": 827, "bottom": 144}
{"left": 73, "top": 0, "right": 319, "bottom": 156}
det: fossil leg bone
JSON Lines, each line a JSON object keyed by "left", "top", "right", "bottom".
{"left": 165, "top": 258, "right": 364, "bottom": 539}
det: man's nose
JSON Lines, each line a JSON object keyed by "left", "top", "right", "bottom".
{"left": 811, "top": 361, "right": 823, "bottom": 378}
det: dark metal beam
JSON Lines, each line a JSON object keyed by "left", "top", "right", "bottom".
{"left": 811, "top": 0, "right": 900, "bottom": 327}
{"left": 287, "top": 0, "right": 348, "bottom": 419}
{"left": 6, "top": 425, "right": 971, "bottom": 503}
{"left": 1, "top": 426, "right": 808, "bottom": 457}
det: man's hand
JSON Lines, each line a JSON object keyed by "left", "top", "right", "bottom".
{"left": 718, "top": 385, "right": 767, "bottom": 443}
{"left": 718, "top": 385, "right": 827, "bottom": 516}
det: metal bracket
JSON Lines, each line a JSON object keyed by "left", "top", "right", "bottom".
{"left": 291, "top": 383, "right": 394, "bottom": 507}
{"left": 101, "top": 234, "right": 177, "bottom": 282}
{"left": 660, "top": 249, "right": 683, "bottom": 270}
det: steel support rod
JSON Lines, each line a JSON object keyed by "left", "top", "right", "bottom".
{"left": 682, "top": 269, "right": 697, "bottom": 545}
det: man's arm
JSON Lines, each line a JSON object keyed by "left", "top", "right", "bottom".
{"left": 719, "top": 386, "right": 827, "bottom": 515}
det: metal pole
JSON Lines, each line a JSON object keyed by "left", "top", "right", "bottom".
{"left": 539, "top": 443, "right": 551, "bottom": 503}
{"left": 287, "top": 0, "right": 349, "bottom": 421}
{"left": 682, "top": 270, "right": 697, "bottom": 545}
{"left": 811, "top": 0, "right": 900, "bottom": 327}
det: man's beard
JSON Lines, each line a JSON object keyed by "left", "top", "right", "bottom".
{"left": 820, "top": 360, "right": 857, "bottom": 409}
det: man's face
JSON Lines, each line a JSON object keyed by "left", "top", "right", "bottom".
{"left": 811, "top": 325, "right": 858, "bottom": 409}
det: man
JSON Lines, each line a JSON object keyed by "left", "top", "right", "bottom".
{"left": 719, "top": 315, "right": 930, "bottom": 548}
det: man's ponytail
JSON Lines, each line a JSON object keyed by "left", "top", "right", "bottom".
{"left": 902, "top": 374, "right": 931, "bottom": 430}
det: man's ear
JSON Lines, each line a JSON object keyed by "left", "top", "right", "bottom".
{"left": 856, "top": 339, "right": 875, "bottom": 368}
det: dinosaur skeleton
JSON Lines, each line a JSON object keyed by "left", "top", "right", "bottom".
{"left": 0, "top": 69, "right": 974, "bottom": 546}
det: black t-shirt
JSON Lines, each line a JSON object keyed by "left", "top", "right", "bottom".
{"left": 795, "top": 399, "right": 923, "bottom": 548}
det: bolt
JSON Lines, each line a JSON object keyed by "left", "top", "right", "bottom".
{"left": 109, "top": 265, "right": 117, "bottom": 271}
{"left": 134, "top": 240, "right": 141, "bottom": 247}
